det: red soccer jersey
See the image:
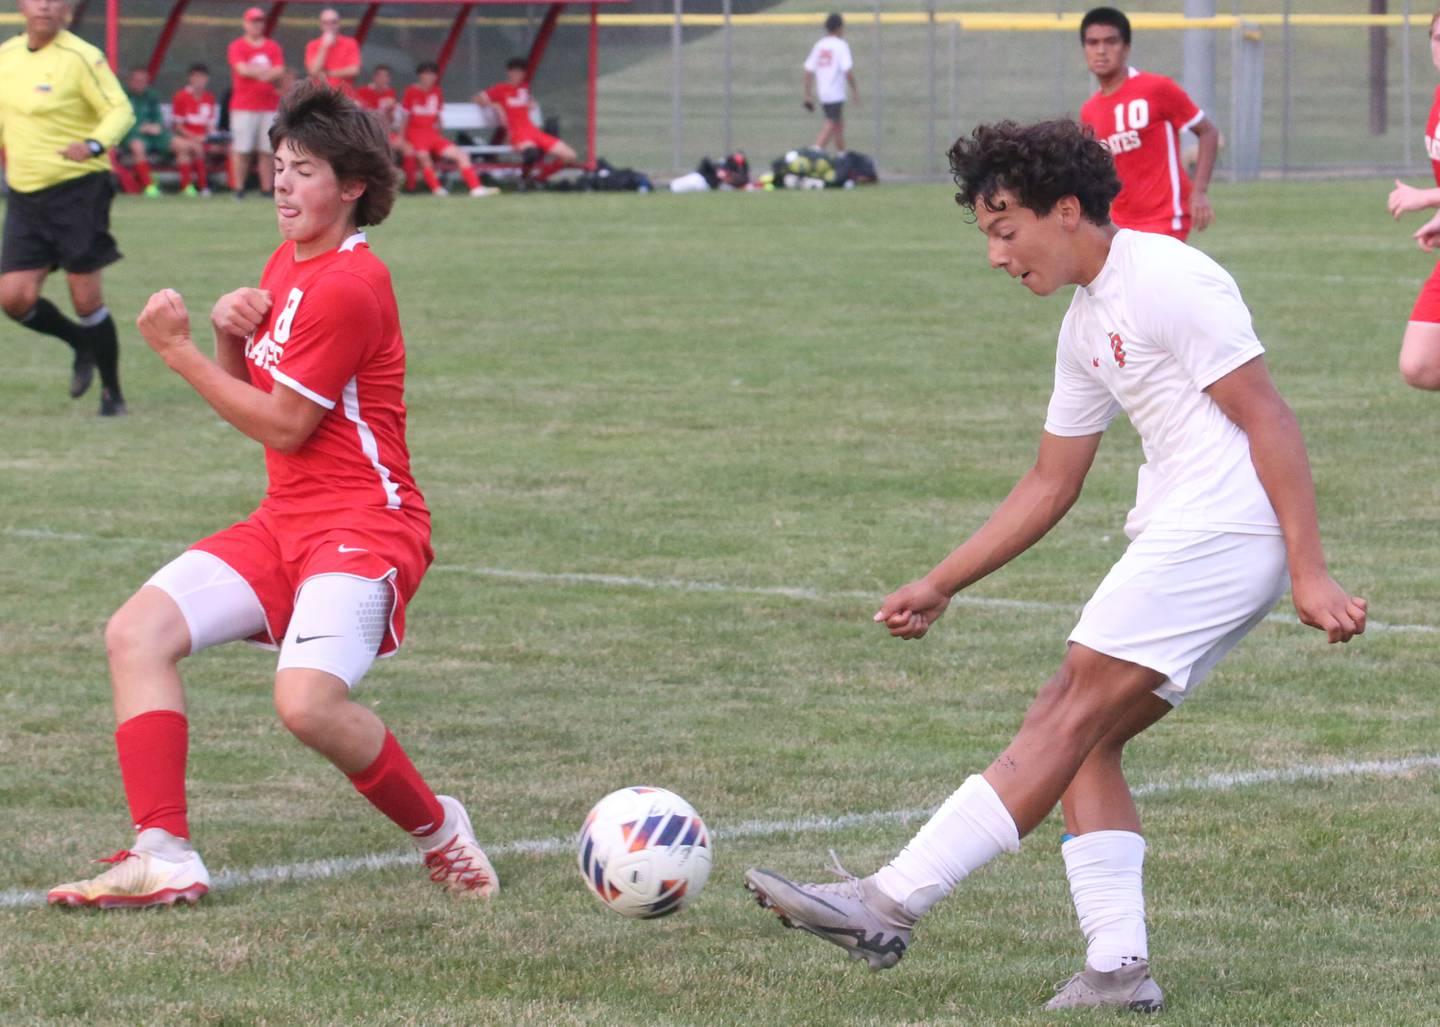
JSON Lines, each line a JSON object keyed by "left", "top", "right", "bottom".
{"left": 1080, "top": 68, "right": 1204, "bottom": 234}
{"left": 171, "top": 88, "right": 217, "bottom": 138}
{"left": 357, "top": 84, "right": 396, "bottom": 112}
{"left": 401, "top": 84, "right": 442, "bottom": 136}
{"left": 304, "top": 34, "right": 361, "bottom": 94}
{"left": 482, "top": 81, "right": 537, "bottom": 139}
{"left": 228, "top": 36, "right": 284, "bottom": 112}
{"left": 243, "top": 233, "right": 429, "bottom": 533}
{"left": 1426, "top": 85, "right": 1440, "bottom": 186}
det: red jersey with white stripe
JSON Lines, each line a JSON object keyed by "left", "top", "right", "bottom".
{"left": 401, "top": 84, "right": 442, "bottom": 136}
{"left": 1080, "top": 68, "right": 1203, "bottom": 236}
{"left": 171, "top": 88, "right": 217, "bottom": 139}
{"left": 1426, "top": 85, "right": 1440, "bottom": 186}
{"left": 482, "top": 81, "right": 538, "bottom": 140}
{"left": 244, "top": 232, "right": 429, "bottom": 537}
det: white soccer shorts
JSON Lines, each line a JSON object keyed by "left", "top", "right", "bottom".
{"left": 146, "top": 551, "right": 392, "bottom": 687}
{"left": 1068, "top": 529, "right": 1289, "bottom": 707}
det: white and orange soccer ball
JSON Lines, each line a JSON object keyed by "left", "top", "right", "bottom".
{"left": 577, "top": 786, "right": 713, "bottom": 918}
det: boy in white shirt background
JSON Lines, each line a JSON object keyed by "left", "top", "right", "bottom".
{"left": 744, "top": 118, "right": 1366, "bottom": 1013}
{"left": 802, "top": 13, "right": 859, "bottom": 153}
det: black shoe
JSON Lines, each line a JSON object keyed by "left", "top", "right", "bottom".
{"left": 99, "top": 387, "right": 128, "bottom": 416}
{"left": 234, "top": 189, "right": 246, "bottom": 201}
{"left": 69, "top": 348, "right": 95, "bottom": 399}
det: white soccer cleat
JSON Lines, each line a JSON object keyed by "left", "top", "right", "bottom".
{"left": 432, "top": 187, "right": 448, "bottom": 197}
{"left": 469, "top": 186, "right": 497, "bottom": 198}
{"left": 419, "top": 795, "right": 498, "bottom": 899}
{"left": 48, "top": 831, "right": 210, "bottom": 909}
{"left": 1045, "top": 960, "right": 1165, "bottom": 1013}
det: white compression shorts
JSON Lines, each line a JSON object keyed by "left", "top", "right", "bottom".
{"left": 1068, "top": 529, "right": 1289, "bottom": 707}
{"left": 145, "top": 550, "right": 394, "bottom": 688}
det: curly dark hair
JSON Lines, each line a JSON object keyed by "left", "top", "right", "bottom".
{"left": 269, "top": 80, "right": 397, "bottom": 227}
{"left": 1080, "top": 6, "right": 1131, "bottom": 45}
{"left": 946, "top": 119, "right": 1120, "bottom": 225}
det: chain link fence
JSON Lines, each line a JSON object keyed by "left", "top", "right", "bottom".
{"left": 47, "top": 1, "right": 1440, "bottom": 181}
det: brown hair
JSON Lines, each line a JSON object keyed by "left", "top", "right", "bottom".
{"left": 948, "top": 119, "right": 1121, "bottom": 226}
{"left": 269, "top": 80, "right": 397, "bottom": 227}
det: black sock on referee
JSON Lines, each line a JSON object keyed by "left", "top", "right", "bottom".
{"left": 16, "top": 297, "right": 83, "bottom": 353}
{"left": 78, "top": 307, "right": 122, "bottom": 395}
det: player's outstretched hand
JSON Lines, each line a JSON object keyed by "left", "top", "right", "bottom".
{"left": 1291, "top": 573, "right": 1367, "bottom": 644}
{"left": 1389, "top": 179, "right": 1428, "bottom": 220}
{"left": 874, "top": 577, "right": 951, "bottom": 640}
{"left": 137, "top": 289, "right": 194, "bottom": 362}
{"left": 211, "top": 288, "right": 272, "bottom": 341}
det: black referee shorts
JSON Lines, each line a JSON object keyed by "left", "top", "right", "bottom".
{"left": 1, "top": 172, "right": 122, "bottom": 276}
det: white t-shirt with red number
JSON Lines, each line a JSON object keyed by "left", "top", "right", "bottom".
{"left": 244, "top": 232, "right": 429, "bottom": 532}
{"left": 803, "top": 35, "right": 853, "bottom": 104}
{"left": 1045, "top": 229, "right": 1278, "bottom": 541}
{"left": 1080, "top": 67, "right": 1205, "bottom": 234}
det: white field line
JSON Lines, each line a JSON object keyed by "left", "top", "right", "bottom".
{"left": 3, "top": 527, "right": 1434, "bottom": 634}
{"left": 3, "top": 754, "right": 1438, "bottom": 910}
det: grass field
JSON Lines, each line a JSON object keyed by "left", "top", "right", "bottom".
{"left": 2, "top": 181, "right": 1438, "bottom": 1024}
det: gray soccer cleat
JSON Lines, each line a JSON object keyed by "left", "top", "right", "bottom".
{"left": 1044, "top": 960, "right": 1165, "bottom": 1013}
{"left": 744, "top": 854, "right": 914, "bottom": 970}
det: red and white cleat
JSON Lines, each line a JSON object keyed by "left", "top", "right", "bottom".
{"left": 48, "top": 833, "right": 210, "bottom": 909}
{"left": 419, "top": 795, "right": 498, "bottom": 900}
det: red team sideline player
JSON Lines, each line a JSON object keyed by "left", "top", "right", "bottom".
{"left": 48, "top": 82, "right": 497, "bottom": 909}
{"left": 476, "top": 57, "right": 577, "bottom": 173}
{"left": 400, "top": 61, "right": 492, "bottom": 197}
{"left": 1385, "top": 7, "right": 1440, "bottom": 391}
{"left": 170, "top": 62, "right": 216, "bottom": 196}
{"left": 1078, "top": 7, "right": 1218, "bottom": 240}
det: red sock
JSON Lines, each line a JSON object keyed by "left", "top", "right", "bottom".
{"left": 115, "top": 710, "right": 190, "bottom": 838}
{"left": 135, "top": 159, "right": 153, "bottom": 189}
{"left": 347, "top": 731, "right": 445, "bottom": 837}
{"left": 403, "top": 154, "right": 417, "bottom": 190}
{"left": 178, "top": 162, "right": 192, "bottom": 189}
{"left": 421, "top": 166, "right": 441, "bottom": 192}
{"left": 195, "top": 158, "right": 209, "bottom": 190}
{"left": 460, "top": 166, "right": 480, "bottom": 190}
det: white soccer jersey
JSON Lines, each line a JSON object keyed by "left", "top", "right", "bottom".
{"left": 803, "top": 36, "right": 853, "bottom": 104}
{"left": 1045, "top": 229, "right": 1281, "bottom": 540}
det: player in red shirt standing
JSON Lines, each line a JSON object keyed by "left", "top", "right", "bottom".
{"left": 475, "top": 57, "right": 577, "bottom": 177}
{"left": 1385, "top": 9, "right": 1440, "bottom": 390}
{"left": 1077, "top": 7, "right": 1218, "bottom": 240}
{"left": 228, "top": 7, "right": 285, "bottom": 199}
{"left": 400, "top": 61, "right": 492, "bottom": 197}
{"left": 304, "top": 7, "right": 361, "bottom": 96}
{"left": 47, "top": 81, "right": 498, "bottom": 909}
{"left": 170, "top": 62, "right": 216, "bottom": 196}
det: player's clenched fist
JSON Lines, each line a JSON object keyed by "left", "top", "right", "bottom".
{"left": 137, "top": 289, "right": 194, "bottom": 360}
{"left": 211, "top": 288, "right": 272, "bottom": 341}
{"left": 1291, "top": 574, "right": 1367, "bottom": 644}
{"left": 874, "top": 577, "right": 952, "bottom": 640}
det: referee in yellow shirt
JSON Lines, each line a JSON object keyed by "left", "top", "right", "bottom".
{"left": 1, "top": 0, "right": 134, "bottom": 415}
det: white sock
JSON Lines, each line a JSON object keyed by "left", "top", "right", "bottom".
{"left": 873, "top": 774, "right": 1020, "bottom": 919}
{"left": 133, "top": 827, "right": 195, "bottom": 860}
{"left": 1062, "top": 829, "right": 1149, "bottom": 972}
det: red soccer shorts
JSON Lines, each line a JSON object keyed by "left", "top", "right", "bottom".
{"left": 512, "top": 130, "right": 561, "bottom": 156}
{"left": 1411, "top": 261, "right": 1440, "bottom": 323}
{"left": 405, "top": 128, "right": 451, "bottom": 159}
{"left": 1121, "top": 218, "right": 1190, "bottom": 242}
{"left": 190, "top": 505, "right": 432, "bottom": 655}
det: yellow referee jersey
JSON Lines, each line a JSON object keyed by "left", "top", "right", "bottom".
{"left": 0, "top": 30, "right": 134, "bottom": 193}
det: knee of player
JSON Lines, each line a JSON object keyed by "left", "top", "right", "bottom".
{"left": 0, "top": 283, "right": 38, "bottom": 321}
{"left": 1025, "top": 657, "right": 1114, "bottom": 737}
{"left": 105, "top": 601, "right": 185, "bottom": 665}
{"left": 273, "top": 680, "right": 346, "bottom": 745}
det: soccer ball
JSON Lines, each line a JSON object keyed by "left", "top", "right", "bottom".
{"left": 577, "top": 786, "right": 713, "bottom": 918}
